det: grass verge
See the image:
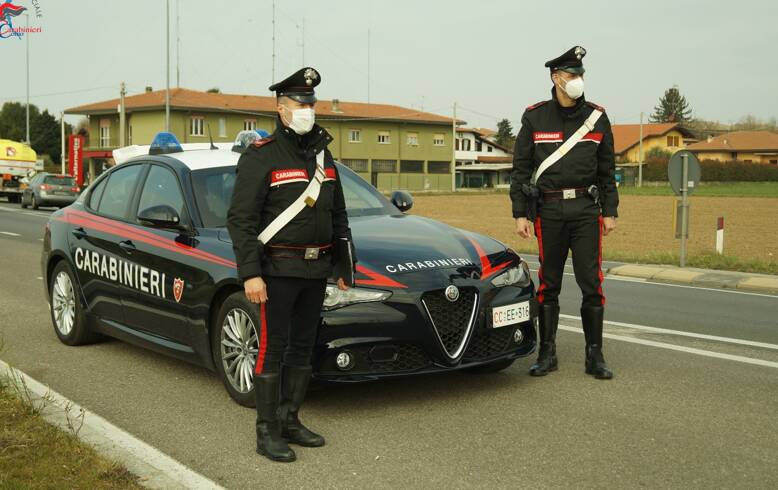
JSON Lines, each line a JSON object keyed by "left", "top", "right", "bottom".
{"left": 0, "top": 355, "right": 143, "bottom": 489}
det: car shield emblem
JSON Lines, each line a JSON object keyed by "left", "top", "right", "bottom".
{"left": 173, "top": 278, "right": 184, "bottom": 303}
{"left": 445, "top": 285, "right": 459, "bottom": 302}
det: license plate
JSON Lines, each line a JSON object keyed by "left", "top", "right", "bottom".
{"left": 492, "top": 301, "right": 531, "bottom": 328}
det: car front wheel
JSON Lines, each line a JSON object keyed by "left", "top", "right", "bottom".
{"left": 212, "top": 291, "right": 261, "bottom": 407}
{"left": 31, "top": 194, "right": 39, "bottom": 210}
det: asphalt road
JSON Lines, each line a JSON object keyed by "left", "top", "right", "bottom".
{"left": 1, "top": 200, "right": 777, "bottom": 489}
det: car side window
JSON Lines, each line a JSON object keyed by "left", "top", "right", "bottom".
{"left": 137, "top": 165, "right": 186, "bottom": 221}
{"left": 88, "top": 176, "right": 108, "bottom": 210}
{"left": 96, "top": 165, "right": 143, "bottom": 219}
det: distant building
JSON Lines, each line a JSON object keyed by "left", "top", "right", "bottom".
{"left": 455, "top": 127, "right": 513, "bottom": 188}
{"left": 65, "top": 88, "right": 461, "bottom": 191}
{"left": 611, "top": 123, "right": 696, "bottom": 162}
{"left": 687, "top": 131, "right": 778, "bottom": 164}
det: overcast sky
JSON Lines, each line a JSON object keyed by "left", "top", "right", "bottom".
{"left": 1, "top": 0, "right": 776, "bottom": 131}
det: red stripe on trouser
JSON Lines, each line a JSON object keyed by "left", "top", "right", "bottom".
{"left": 254, "top": 303, "right": 268, "bottom": 374}
{"left": 598, "top": 216, "right": 606, "bottom": 306}
{"left": 534, "top": 217, "right": 546, "bottom": 304}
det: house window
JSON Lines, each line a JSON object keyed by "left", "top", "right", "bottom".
{"left": 218, "top": 117, "right": 226, "bottom": 137}
{"left": 462, "top": 139, "right": 471, "bottom": 151}
{"left": 407, "top": 132, "right": 419, "bottom": 146}
{"left": 475, "top": 140, "right": 482, "bottom": 152}
{"left": 377, "top": 131, "right": 391, "bottom": 144}
{"left": 372, "top": 160, "right": 397, "bottom": 172}
{"left": 744, "top": 159, "right": 753, "bottom": 163}
{"left": 128, "top": 125, "right": 133, "bottom": 145}
{"left": 487, "top": 145, "right": 493, "bottom": 152}
{"left": 433, "top": 133, "right": 445, "bottom": 146}
{"left": 349, "top": 129, "right": 361, "bottom": 143}
{"left": 99, "top": 119, "right": 111, "bottom": 148}
{"left": 190, "top": 116, "right": 204, "bottom": 136}
{"left": 400, "top": 160, "right": 424, "bottom": 173}
{"left": 667, "top": 135, "right": 680, "bottom": 147}
{"left": 455, "top": 139, "right": 460, "bottom": 151}
{"left": 770, "top": 159, "right": 777, "bottom": 165}
{"left": 428, "top": 161, "right": 450, "bottom": 174}
{"left": 243, "top": 119, "right": 257, "bottom": 131}
{"left": 341, "top": 159, "right": 368, "bottom": 172}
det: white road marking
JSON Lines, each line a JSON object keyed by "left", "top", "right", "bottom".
{"left": 0, "top": 359, "right": 226, "bottom": 490}
{"left": 558, "top": 325, "right": 778, "bottom": 369}
{"left": 0, "top": 206, "right": 50, "bottom": 218}
{"left": 560, "top": 314, "right": 778, "bottom": 351}
{"left": 0, "top": 231, "right": 21, "bottom": 237}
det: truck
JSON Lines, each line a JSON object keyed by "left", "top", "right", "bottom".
{"left": 0, "top": 139, "right": 41, "bottom": 203}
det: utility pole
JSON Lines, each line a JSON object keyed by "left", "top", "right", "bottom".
{"left": 176, "top": 0, "right": 180, "bottom": 88}
{"left": 25, "top": 13, "right": 30, "bottom": 145}
{"left": 638, "top": 111, "right": 644, "bottom": 187}
{"left": 119, "top": 82, "right": 126, "bottom": 147}
{"left": 165, "top": 0, "right": 170, "bottom": 132}
{"left": 60, "top": 111, "right": 65, "bottom": 175}
{"left": 451, "top": 102, "right": 457, "bottom": 192}
{"left": 271, "top": 0, "right": 276, "bottom": 84}
{"left": 367, "top": 29, "right": 371, "bottom": 104}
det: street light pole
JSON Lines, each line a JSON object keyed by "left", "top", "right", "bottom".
{"left": 638, "top": 111, "right": 644, "bottom": 187}
{"left": 165, "top": 0, "right": 170, "bottom": 132}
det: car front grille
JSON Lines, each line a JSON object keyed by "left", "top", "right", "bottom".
{"left": 421, "top": 287, "right": 478, "bottom": 359}
{"left": 463, "top": 325, "right": 517, "bottom": 362}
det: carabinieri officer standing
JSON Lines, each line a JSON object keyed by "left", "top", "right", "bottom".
{"left": 510, "top": 46, "right": 618, "bottom": 380}
{"left": 228, "top": 67, "right": 356, "bottom": 463}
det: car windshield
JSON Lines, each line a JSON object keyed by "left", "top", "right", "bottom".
{"left": 191, "top": 163, "right": 400, "bottom": 228}
{"left": 43, "top": 175, "right": 75, "bottom": 186}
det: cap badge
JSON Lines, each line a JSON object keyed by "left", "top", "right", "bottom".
{"left": 574, "top": 46, "right": 586, "bottom": 59}
{"left": 304, "top": 68, "right": 318, "bottom": 86}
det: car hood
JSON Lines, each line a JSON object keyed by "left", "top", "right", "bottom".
{"left": 217, "top": 213, "right": 517, "bottom": 288}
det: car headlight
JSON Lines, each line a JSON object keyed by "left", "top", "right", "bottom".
{"left": 491, "top": 260, "right": 532, "bottom": 288}
{"left": 323, "top": 285, "right": 392, "bottom": 311}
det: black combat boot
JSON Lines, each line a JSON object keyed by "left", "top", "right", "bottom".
{"left": 254, "top": 373, "right": 296, "bottom": 462}
{"left": 529, "top": 304, "right": 560, "bottom": 376}
{"left": 279, "top": 365, "right": 325, "bottom": 447}
{"left": 581, "top": 306, "right": 614, "bottom": 380}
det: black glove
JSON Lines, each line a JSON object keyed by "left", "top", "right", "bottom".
{"left": 521, "top": 184, "right": 540, "bottom": 222}
{"left": 332, "top": 237, "right": 357, "bottom": 287}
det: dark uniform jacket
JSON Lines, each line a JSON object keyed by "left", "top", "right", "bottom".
{"left": 227, "top": 119, "right": 352, "bottom": 281}
{"left": 510, "top": 88, "right": 619, "bottom": 220}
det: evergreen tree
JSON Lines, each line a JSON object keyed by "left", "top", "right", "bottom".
{"left": 649, "top": 86, "right": 692, "bottom": 123}
{"left": 495, "top": 118, "right": 515, "bottom": 148}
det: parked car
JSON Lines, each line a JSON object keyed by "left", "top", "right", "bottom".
{"left": 41, "top": 132, "right": 538, "bottom": 407}
{"left": 21, "top": 173, "right": 80, "bottom": 209}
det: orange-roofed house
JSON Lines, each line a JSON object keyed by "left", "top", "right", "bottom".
{"left": 611, "top": 123, "right": 696, "bottom": 163}
{"left": 687, "top": 131, "right": 778, "bottom": 165}
{"left": 65, "top": 88, "right": 462, "bottom": 191}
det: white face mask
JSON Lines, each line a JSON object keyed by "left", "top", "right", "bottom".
{"left": 284, "top": 106, "right": 315, "bottom": 135}
{"left": 558, "top": 76, "right": 584, "bottom": 100}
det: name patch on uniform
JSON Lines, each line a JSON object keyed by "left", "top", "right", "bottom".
{"left": 270, "top": 169, "right": 309, "bottom": 186}
{"left": 533, "top": 132, "right": 563, "bottom": 143}
{"left": 74, "top": 247, "right": 168, "bottom": 299}
{"left": 581, "top": 132, "right": 603, "bottom": 143}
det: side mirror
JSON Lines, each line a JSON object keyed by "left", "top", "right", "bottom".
{"left": 138, "top": 204, "right": 184, "bottom": 229}
{"left": 390, "top": 190, "right": 413, "bottom": 212}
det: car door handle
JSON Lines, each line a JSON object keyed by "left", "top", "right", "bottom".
{"left": 71, "top": 227, "right": 87, "bottom": 239}
{"left": 119, "top": 240, "right": 136, "bottom": 253}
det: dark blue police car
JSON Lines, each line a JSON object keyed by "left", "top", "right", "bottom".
{"left": 42, "top": 132, "right": 538, "bottom": 406}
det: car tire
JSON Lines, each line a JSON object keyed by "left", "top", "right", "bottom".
{"left": 31, "top": 195, "right": 39, "bottom": 210}
{"left": 20, "top": 195, "right": 27, "bottom": 208}
{"left": 212, "top": 291, "right": 262, "bottom": 407}
{"left": 466, "top": 358, "right": 515, "bottom": 374}
{"left": 49, "top": 261, "right": 100, "bottom": 346}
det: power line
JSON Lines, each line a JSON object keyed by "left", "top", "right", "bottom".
{"left": 0, "top": 85, "right": 118, "bottom": 102}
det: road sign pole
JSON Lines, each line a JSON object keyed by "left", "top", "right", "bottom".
{"left": 680, "top": 153, "right": 689, "bottom": 267}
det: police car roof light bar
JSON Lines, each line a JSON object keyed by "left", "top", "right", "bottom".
{"left": 149, "top": 132, "right": 184, "bottom": 155}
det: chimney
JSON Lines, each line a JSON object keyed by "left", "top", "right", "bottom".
{"left": 331, "top": 98, "right": 342, "bottom": 113}
{"left": 707, "top": 135, "right": 713, "bottom": 143}
{"left": 145, "top": 86, "right": 153, "bottom": 93}
{"left": 723, "top": 138, "right": 728, "bottom": 145}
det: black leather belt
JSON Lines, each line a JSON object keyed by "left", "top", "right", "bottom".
{"left": 266, "top": 244, "right": 332, "bottom": 260}
{"left": 542, "top": 187, "right": 589, "bottom": 202}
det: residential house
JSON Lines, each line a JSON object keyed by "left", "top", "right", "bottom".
{"left": 454, "top": 127, "right": 513, "bottom": 188}
{"left": 612, "top": 123, "right": 696, "bottom": 162}
{"left": 687, "top": 131, "right": 778, "bottom": 164}
{"left": 65, "top": 88, "right": 461, "bottom": 191}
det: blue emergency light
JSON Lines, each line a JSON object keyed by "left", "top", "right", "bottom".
{"left": 149, "top": 132, "right": 184, "bottom": 155}
{"left": 255, "top": 129, "right": 270, "bottom": 138}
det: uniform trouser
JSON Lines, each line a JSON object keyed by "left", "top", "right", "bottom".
{"left": 254, "top": 276, "right": 327, "bottom": 375}
{"left": 534, "top": 214, "right": 605, "bottom": 308}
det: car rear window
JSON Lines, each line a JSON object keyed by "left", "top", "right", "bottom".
{"left": 44, "top": 175, "right": 75, "bottom": 186}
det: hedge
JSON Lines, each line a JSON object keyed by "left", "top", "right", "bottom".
{"left": 640, "top": 158, "right": 778, "bottom": 182}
